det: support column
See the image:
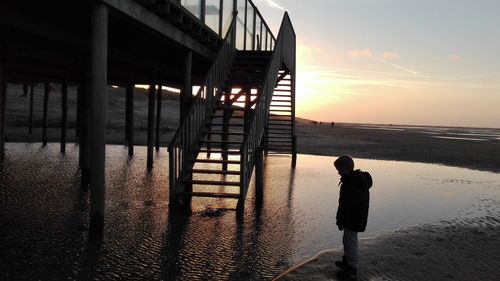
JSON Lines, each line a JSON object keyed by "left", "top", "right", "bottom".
{"left": 23, "top": 85, "right": 29, "bottom": 135}
{"left": 255, "top": 146, "right": 264, "bottom": 196}
{"left": 0, "top": 59, "right": 5, "bottom": 161}
{"left": 60, "top": 81, "right": 68, "bottom": 153}
{"left": 181, "top": 51, "right": 193, "bottom": 193}
{"left": 155, "top": 84, "right": 162, "bottom": 151}
{"left": 28, "top": 85, "right": 34, "bottom": 134}
{"left": 89, "top": 3, "right": 108, "bottom": 234}
{"left": 42, "top": 82, "right": 49, "bottom": 146}
{"left": 76, "top": 85, "right": 81, "bottom": 139}
{"left": 125, "top": 83, "right": 134, "bottom": 156}
{"left": 147, "top": 79, "right": 156, "bottom": 170}
{"left": 180, "top": 51, "right": 192, "bottom": 123}
{"left": 79, "top": 82, "right": 91, "bottom": 188}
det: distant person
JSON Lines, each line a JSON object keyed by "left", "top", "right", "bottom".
{"left": 333, "top": 155, "right": 373, "bottom": 280}
{"left": 331, "top": 121, "right": 335, "bottom": 127}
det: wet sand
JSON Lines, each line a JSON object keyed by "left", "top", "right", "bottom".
{"left": 275, "top": 215, "right": 500, "bottom": 281}
{"left": 295, "top": 122, "right": 500, "bottom": 174}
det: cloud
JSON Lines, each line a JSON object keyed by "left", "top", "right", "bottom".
{"left": 382, "top": 51, "right": 401, "bottom": 60}
{"left": 255, "top": 0, "right": 285, "bottom": 11}
{"left": 375, "top": 57, "right": 422, "bottom": 77}
{"left": 348, "top": 48, "right": 421, "bottom": 76}
{"left": 449, "top": 54, "right": 464, "bottom": 62}
{"left": 349, "top": 49, "right": 374, "bottom": 59}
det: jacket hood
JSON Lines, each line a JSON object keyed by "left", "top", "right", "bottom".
{"left": 341, "top": 169, "right": 373, "bottom": 190}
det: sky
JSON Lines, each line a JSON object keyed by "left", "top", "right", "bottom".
{"left": 252, "top": 0, "right": 500, "bottom": 128}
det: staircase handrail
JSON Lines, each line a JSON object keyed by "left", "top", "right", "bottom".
{"left": 168, "top": 12, "right": 239, "bottom": 204}
{"left": 239, "top": 12, "right": 295, "bottom": 197}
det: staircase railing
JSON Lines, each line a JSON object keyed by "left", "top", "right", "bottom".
{"left": 168, "top": 13, "right": 238, "bottom": 204}
{"left": 239, "top": 12, "right": 295, "bottom": 199}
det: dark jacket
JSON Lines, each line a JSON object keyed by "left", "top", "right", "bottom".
{"left": 336, "top": 169, "right": 373, "bottom": 232}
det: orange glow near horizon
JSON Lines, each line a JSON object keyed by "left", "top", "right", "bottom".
{"left": 293, "top": 41, "right": 500, "bottom": 128}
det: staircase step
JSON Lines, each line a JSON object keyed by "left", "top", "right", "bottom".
{"left": 185, "top": 180, "right": 240, "bottom": 186}
{"left": 267, "top": 136, "right": 292, "bottom": 139}
{"left": 231, "top": 63, "right": 268, "bottom": 70}
{"left": 204, "top": 131, "right": 245, "bottom": 135}
{"left": 228, "top": 73, "right": 265, "bottom": 79}
{"left": 226, "top": 80, "right": 265, "bottom": 86}
{"left": 268, "top": 119, "right": 292, "bottom": 123}
{"left": 267, "top": 132, "right": 293, "bottom": 135}
{"left": 269, "top": 109, "right": 292, "bottom": 112}
{"left": 194, "top": 158, "right": 241, "bottom": 164}
{"left": 267, "top": 123, "right": 293, "bottom": 126}
{"left": 210, "top": 123, "right": 245, "bottom": 127}
{"left": 188, "top": 192, "right": 240, "bottom": 199}
{"left": 214, "top": 105, "right": 245, "bottom": 111}
{"left": 190, "top": 169, "right": 241, "bottom": 175}
{"left": 212, "top": 115, "right": 245, "bottom": 119}
{"left": 201, "top": 140, "right": 243, "bottom": 145}
{"left": 236, "top": 50, "right": 272, "bottom": 56}
{"left": 198, "top": 149, "right": 241, "bottom": 154}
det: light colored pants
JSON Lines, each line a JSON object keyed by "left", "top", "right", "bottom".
{"left": 343, "top": 227, "right": 358, "bottom": 269}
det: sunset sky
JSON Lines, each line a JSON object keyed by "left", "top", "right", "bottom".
{"left": 254, "top": 0, "right": 500, "bottom": 128}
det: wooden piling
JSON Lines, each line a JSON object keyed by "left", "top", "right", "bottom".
{"left": 155, "top": 84, "right": 162, "bottom": 151}
{"left": 126, "top": 83, "right": 134, "bottom": 157}
{"left": 180, "top": 51, "right": 192, "bottom": 123}
{"left": 147, "top": 80, "right": 156, "bottom": 170}
{"left": 28, "top": 85, "right": 34, "bottom": 134}
{"left": 60, "top": 81, "right": 68, "bottom": 153}
{"left": 89, "top": 3, "right": 108, "bottom": 234}
{"left": 42, "top": 82, "right": 49, "bottom": 146}
{"left": 0, "top": 59, "right": 5, "bottom": 161}
{"left": 76, "top": 84, "right": 82, "bottom": 139}
{"left": 255, "top": 146, "right": 264, "bottom": 197}
{"left": 181, "top": 51, "right": 192, "bottom": 192}
{"left": 79, "top": 82, "right": 91, "bottom": 187}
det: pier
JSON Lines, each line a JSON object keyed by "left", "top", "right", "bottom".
{"left": 0, "top": 0, "right": 296, "bottom": 232}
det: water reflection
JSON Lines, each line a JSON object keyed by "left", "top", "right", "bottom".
{"left": 0, "top": 144, "right": 499, "bottom": 280}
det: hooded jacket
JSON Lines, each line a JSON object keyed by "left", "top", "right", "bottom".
{"left": 336, "top": 169, "right": 373, "bottom": 232}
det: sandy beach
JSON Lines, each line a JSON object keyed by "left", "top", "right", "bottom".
{"left": 275, "top": 214, "right": 500, "bottom": 281}
{"left": 3, "top": 84, "right": 500, "bottom": 280}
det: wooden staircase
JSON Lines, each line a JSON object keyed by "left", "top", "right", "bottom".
{"left": 184, "top": 51, "right": 272, "bottom": 200}
{"left": 168, "top": 12, "right": 296, "bottom": 208}
{"left": 265, "top": 70, "right": 295, "bottom": 155}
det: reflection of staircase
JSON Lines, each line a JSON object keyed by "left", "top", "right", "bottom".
{"left": 169, "top": 13, "right": 296, "bottom": 208}
{"left": 185, "top": 51, "right": 272, "bottom": 199}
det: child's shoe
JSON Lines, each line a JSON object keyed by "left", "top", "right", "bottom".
{"left": 335, "top": 260, "right": 357, "bottom": 280}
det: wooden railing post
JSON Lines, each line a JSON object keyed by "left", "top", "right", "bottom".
{"left": 180, "top": 51, "right": 192, "bottom": 123}
{"left": 28, "top": 85, "right": 34, "bottom": 135}
{"left": 0, "top": 56, "right": 5, "bottom": 161}
{"left": 126, "top": 83, "right": 134, "bottom": 156}
{"left": 155, "top": 84, "right": 162, "bottom": 151}
{"left": 147, "top": 77, "right": 156, "bottom": 170}
{"left": 60, "top": 81, "right": 68, "bottom": 153}
{"left": 42, "top": 82, "right": 49, "bottom": 146}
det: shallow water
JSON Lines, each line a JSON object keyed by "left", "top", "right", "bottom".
{"left": 1, "top": 143, "right": 499, "bottom": 280}
{"left": 352, "top": 124, "right": 500, "bottom": 142}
